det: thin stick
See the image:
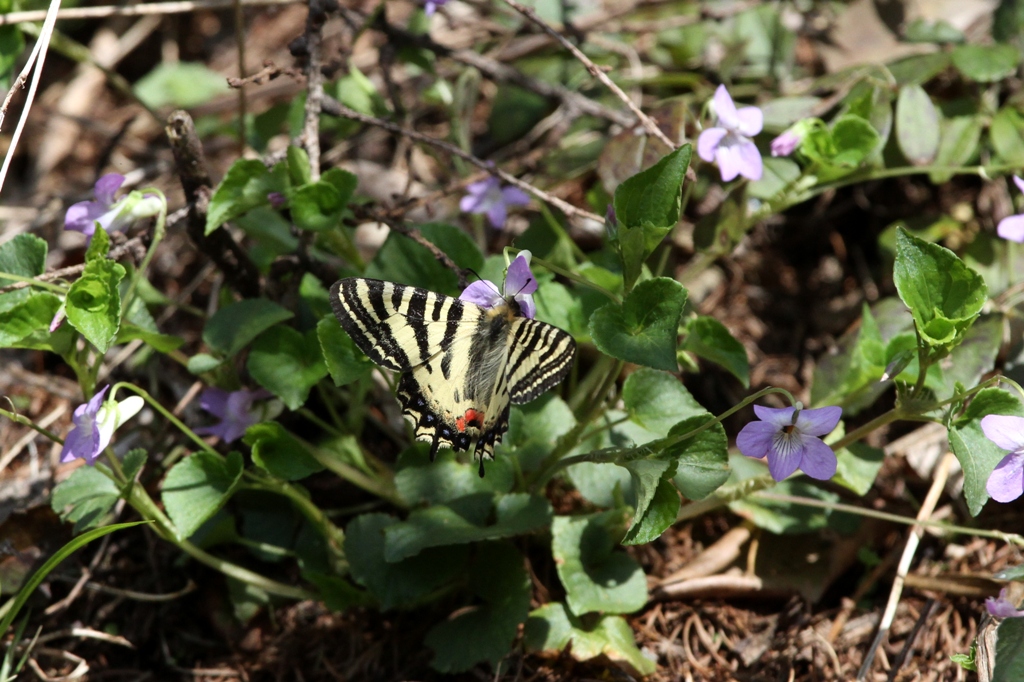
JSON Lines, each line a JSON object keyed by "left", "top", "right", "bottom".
{"left": 856, "top": 451, "right": 954, "bottom": 681}
{"left": 0, "top": 0, "right": 298, "bottom": 25}
{"left": 498, "top": 0, "right": 674, "bottom": 150}
{"left": 300, "top": 0, "right": 329, "bottom": 180}
{"left": 320, "top": 97, "right": 605, "bottom": 225}
{"left": 0, "top": 0, "right": 61, "bottom": 193}
{"left": 0, "top": 236, "right": 147, "bottom": 294}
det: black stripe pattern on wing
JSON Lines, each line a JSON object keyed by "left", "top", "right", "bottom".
{"left": 507, "top": 318, "right": 576, "bottom": 404}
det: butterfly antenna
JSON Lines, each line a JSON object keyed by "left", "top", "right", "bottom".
{"left": 465, "top": 268, "right": 503, "bottom": 296}
{"left": 512, "top": 277, "right": 534, "bottom": 297}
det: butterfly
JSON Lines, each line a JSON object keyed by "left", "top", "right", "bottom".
{"left": 329, "top": 276, "right": 576, "bottom": 475}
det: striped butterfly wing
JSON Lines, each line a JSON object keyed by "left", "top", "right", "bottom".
{"left": 329, "top": 277, "right": 575, "bottom": 474}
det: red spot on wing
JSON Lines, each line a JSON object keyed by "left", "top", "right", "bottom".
{"left": 456, "top": 416, "right": 467, "bottom": 432}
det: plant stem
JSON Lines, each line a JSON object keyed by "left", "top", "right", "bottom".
{"left": 0, "top": 407, "right": 64, "bottom": 444}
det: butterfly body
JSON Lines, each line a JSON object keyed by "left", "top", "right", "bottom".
{"left": 329, "top": 277, "right": 575, "bottom": 473}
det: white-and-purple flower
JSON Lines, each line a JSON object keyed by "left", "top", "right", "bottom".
{"left": 697, "top": 85, "right": 763, "bottom": 182}
{"left": 64, "top": 173, "right": 162, "bottom": 243}
{"left": 195, "top": 387, "right": 278, "bottom": 443}
{"left": 459, "top": 250, "right": 538, "bottom": 319}
{"left": 459, "top": 176, "right": 530, "bottom": 229}
{"left": 997, "top": 176, "right": 1024, "bottom": 242}
{"left": 736, "top": 404, "right": 842, "bottom": 481}
{"left": 424, "top": 0, "right": 447, "bottom": 14}
{"left": 986, "top": 587, "right": 1024, "bottom": 618}
{"left": 60, "top": 386, "right": 144, "bottom": 465}
{"left": 980, "top": 414, "right": 1024, "bottom": 503}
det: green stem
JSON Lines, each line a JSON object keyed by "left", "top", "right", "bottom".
{"left": 110, "top": 383, "right": 218, "bottom": 457}
{"left": 0, "top": 407, "right": 64, "bottom": 445}
{"left": 122, "top": 192, "right": 167, "bottom": 314}
{"left": 0, "top": 272, "right": 66, "bottom": 294}
{"left": 753, "top": 492, "right": 1024, "bottom": 547}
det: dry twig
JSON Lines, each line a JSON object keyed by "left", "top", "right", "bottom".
{"left": 320, "top": 96, "right": 604, "bottom": 225}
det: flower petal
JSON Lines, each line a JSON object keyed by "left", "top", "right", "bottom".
{"left": 986, "top": 588, "right": 1024, "bottom": 618}
{"left": 114, "top": 396, "right": 145, "bottom": 429}
{"left": 459, "top": 280, "right": 504, "bottom": 310}
{"left": 736, "top": 420, "right": 778, "bottom": 460}
{"left": 516, "top": 293, "right": 536, "bottom": 319}
{"left": 486, "top": 201, "right": 508, "bottom": 228}
{"left": 752, "top": 405, "right": 795, "bottom": 429}
{"left": 715, "top": 142, "right": 742, "bottom": 182}
{"left": 200, "top": 388, "right": 231, "bottom": 420}
{"left": 734, "top": 106, "right": 763, "bottom": 137}
{"left": 1014, "top": 175, "right": 1024, "bottom": 196}
{"left": 981, "top": 414, "right": 1024, "bottom": 453}
{"left": 998, "top": 215, "right": 1024, "bottom": 242}
{"left": 732, "top": 139, "right": 763, "bottom": 181}
{"left": 766, "top": 435, "right": 803, "bottom": 481}
{"left": 987, "top": 452, "right": 1024, "bottom": 503}
{"left": 798, "top": 435, "right": 837, "bottom": 480}
{"left": 712, "top": 84, "right": 739, "bottom": 130}
{"left": 501, "top": 186, "right": 531, "bottom": 207}
{"left": 795, "top": 406, "right": 843, "bottom": 437}
{"left": 771, "top": 130, "right": 800, "bottom": 157}
{"left": 64, "top": 200, "right": 105, "bottom": 235}
{"left": 697, "top": 127, "right": 727, "bottom": 163}
{"left": 93, "top": 173, "right": 125, "bottom": 205}
{"left": 505, "top": 254, "right": 538, "bottom": 296}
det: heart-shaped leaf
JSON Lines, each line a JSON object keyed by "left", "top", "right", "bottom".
{"left": 590, "top": 277, "right": 687, "bottom": 371}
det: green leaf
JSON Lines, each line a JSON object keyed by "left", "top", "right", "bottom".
{"left": 85, "top": 227, "right": 110, "bottom": 263}
{"left": 622, "top": 368, "right": 706, "bottom": 435}
{"left": 551, "top": 511, "right": 647, "bottom": 615}
{"left": 621, "top": 461, "right": 679, "bottom": 545}
{"left": 286, "top": 145, "right": 312, "bottom": 186}
{"left": 991, "top": 107, "right": 1024, "bottom": 165}
{"left": 162, "top": 451, "right": 244, "bottom": 540}
{"left": 525, "top": 603, "right": 656, "bottom": 676}
{"left": 134, "top": 61, "right": 229, "bottom": 108}
{"left": 590, "top": 277, "right": 688, "bottom": 371}
{"left": 395, "top": 446, "right": 514, "bottom": 506}
{"left": 949, "top": 388, "right": 1024, "bottom": 516}
{"left": 51, "top": 466, "right": 120, "bottom": 532}
{"left": 893, "top": 227, "right": 986, "bottom": 350}
{"left": 187, "top": 353, "right": 223, "bottom": 374}
{"left": 499, "top": 394, "right": 577, "bottom": 473}
{"left": 951, "top": 43, "right": 1021, "bottom": 83}
{"left": 205, "top": 159, "right": 281, "bottom": 234}
{"left": 383, "top": 493, "right": 552, "bottom": 562}
{"left": 888, "top": 52, "right": 954, "bottom": 85}
{"left": 0, "top": 521, "right": 148, "bottom": 636}
{"left": 613, "top": 145, "right": 692, "bottom": 290}
{"left": 203, "top": 298, "right": 293, "bottom": 357}
{"left": 748, "top": 156, "right": 801, "bottom": 201}
{"left": 833, "top": 442, "right": 885, "bottom": 496}
{"left": 665, "top": 414, "right": 730, "bottom": 500}
{"left": 316, "top": 317, "right": 373, "bottom": 387}
{"left": 682, "top": 316, "right": 750, "bottom": 386}
{"left": 994, "top": 618, "right": 1024, "bottom": 681}
{"left": 247, "top": 326, "right": 328, "bottom": 410}
{"left": 0, "top": 25, "right": 25, "bottom": 81}
{"left": 345, "top": 513, "right": 468, "bottom": 611}
{"left": 0, "top": 293, "right": 61, "bottom": 348}
{"left": 365, "top": 223, "right": 484, "bottom": 297}
{"left": 115, "top": 322, "right": 184, "bottom": 352}
{"left": 895, "top": 85, "right": 940, "bottom": 165}
{"left": 0, "top": 234, "right": 46, "bottom": 312}
{"left": 931, "top": 115, "right": 983, "bottom": 183}
{"left": 65, "top": 259, "right": 126, "bottom": 353}
{"left": 244, "top": 422, "right": 324, "bottom": 481}
{"left": 829, "top": 114, "right": 881, "bottom": 167}
{"left": 321, "top": 167, "right": 358, "bottom": 207}
{"left": 425, "top": 542, "right": 531, "bottom": 673}
{"left": 291, "top": 180, "right": 344, "bottom": 232}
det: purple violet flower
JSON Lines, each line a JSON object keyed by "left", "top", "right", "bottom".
{"left": 60, "top": 385, "right": 144, "bottom": 465}
{"left": 980, "top": 414, "right": 1024, "bottom": 503}
{"left": 697, "top": 85, "right": 763, "bottom": 182}
{"left": 65, "top": 173, "right": 163, "bottom": 243}
{"left": 424, "top": 0, "right": 447, "bottom": 14}
{"left": 459, "top": 250, "right": 538, "bottom": 319}
{"left": 997, "top": 177, "right": 1024, "bottom": 242}
{"left": 770, "top": 129, "right": 802, "bottom": 157}
{"left": 736, "top": 404, "right": 842, "bottom": 481}
{"left": 986, "top": 588, "right": 1024, "bottom": 618}
{"left": 459, "top": 176, "right": 531, "bottom": 229}
{"left": 195, "top": 388, "right": 278, "bottom": 443}
{"left": 267, "top": 192, "right": 287, "bottom": 209}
